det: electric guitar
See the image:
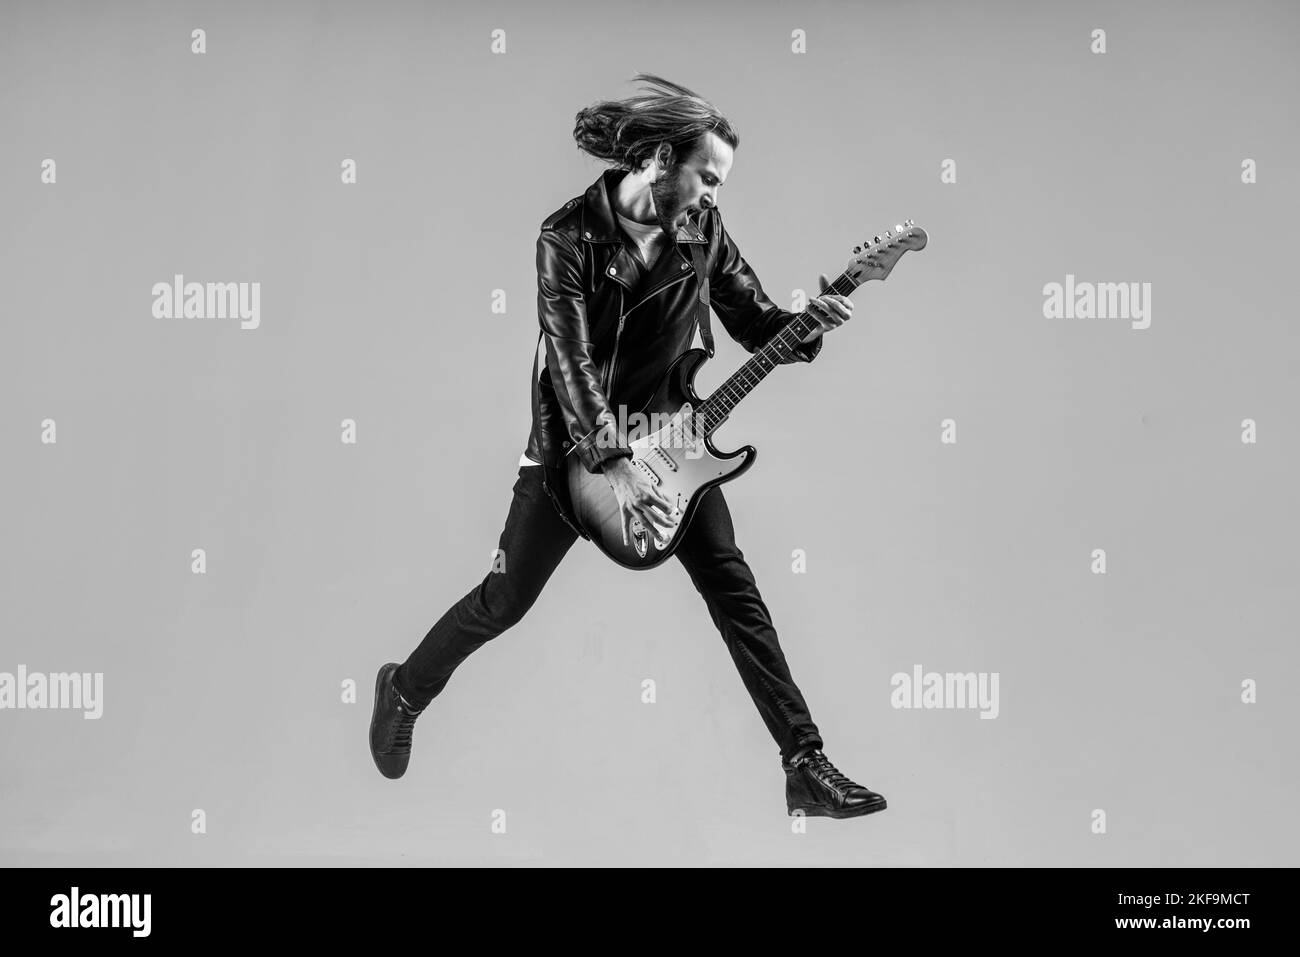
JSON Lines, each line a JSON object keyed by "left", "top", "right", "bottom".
{"left": 565, "top": 220, "right": 928, "bottom": 570}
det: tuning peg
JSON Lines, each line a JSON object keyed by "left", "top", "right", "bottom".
{"left": 872, "top": 235, "right": 881, "bottom": 244}
{"left": 853, "top": 245, "right": 862, "bottom": 253}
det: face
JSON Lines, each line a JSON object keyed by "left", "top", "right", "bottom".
{"left": 649, "top": 131, "right": 734, "bottom": 236}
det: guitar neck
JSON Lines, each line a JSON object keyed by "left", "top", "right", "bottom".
{"left": 697, "top": 271, "right": 859, "bottom": 436}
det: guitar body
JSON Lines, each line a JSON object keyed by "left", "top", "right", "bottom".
{"left": 565, "top": 349, "right": 755, "bottom": 571}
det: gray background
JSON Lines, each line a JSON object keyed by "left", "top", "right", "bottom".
{"left": 2, "top": 0, "right": 1296, "bottom": 866}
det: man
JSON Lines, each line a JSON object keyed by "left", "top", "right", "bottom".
{"left": 370, "top": 75, "right": 886, "bottom": 819}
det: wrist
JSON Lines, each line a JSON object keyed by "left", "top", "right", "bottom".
{"left": 600, "top": 453, "right": 632, "bottom": 476}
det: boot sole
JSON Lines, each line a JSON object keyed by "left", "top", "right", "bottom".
{"left": 788, "top": 798, "right": 888, "bottom": 819}
{"left": 369, "top": 663, "right": 407, "bottom": 779}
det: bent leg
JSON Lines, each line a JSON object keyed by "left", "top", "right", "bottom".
{"left": 395, "top": 466, "right": 578, "bottom": 709}
{"left": 674, "top": 485, "right": 824, "bottom": 762}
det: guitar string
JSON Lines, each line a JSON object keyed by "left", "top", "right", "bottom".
{"left": 654, "top": 270, "right": 856, "bottom": 454}
{"left": 693, "top": 269, "right": 857, "bottom": 435}
{"left": 645, "top": 232, "right": 912, "bottom": 455}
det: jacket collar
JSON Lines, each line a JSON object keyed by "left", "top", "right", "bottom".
{"left": 580, "top": 168, "right": 707, "bottom": 245}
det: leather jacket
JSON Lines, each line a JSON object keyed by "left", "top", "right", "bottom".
{"left": 525, "top": 167, "right": 822, "bottom": 476}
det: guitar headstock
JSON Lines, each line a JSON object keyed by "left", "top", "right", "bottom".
{"left": 844, "top": 220, "right": 928, "bottom": 286}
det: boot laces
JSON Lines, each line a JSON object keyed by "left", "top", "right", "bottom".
{"left": 805, "top": 750, "right": 857, "bottom": 791}
{"left": 389, "top": 697, "right": 421, "bottom": 751}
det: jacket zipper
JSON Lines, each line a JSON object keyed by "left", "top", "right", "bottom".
{"left": 604, "top": 252, "right": 694, "bottom": 396}
{"left": 606, "top": 312, "right": 627, "bottom": 396}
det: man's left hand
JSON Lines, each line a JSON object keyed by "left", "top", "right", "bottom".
{"left": 801, "top": 273, "right": 853, "bottom": 343}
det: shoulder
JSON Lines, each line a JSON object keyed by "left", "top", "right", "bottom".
{"left": 536, "top": 198, "right": 584, "bottom": 277}
{"left": 539, "top": 196, "right": 582, "bottom": 238}
{"left": 692, "top": 208, "right": 725, "bottom": 274}
{"left": 693, "top": 207, "right": 723, "bottom": 245}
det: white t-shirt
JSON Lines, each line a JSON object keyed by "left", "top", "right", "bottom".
{"left": 614, "top": 211, "right": 667, "bottom": 269}
{"left": 519, "top": 212, "right": 666, "bottom": 467}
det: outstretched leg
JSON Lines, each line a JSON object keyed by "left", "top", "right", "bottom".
{"left": 673, "top": 484, "right": 823, "bottom": 763}
{"left": 395, "top": 466, "right": 579, "bottom": 709}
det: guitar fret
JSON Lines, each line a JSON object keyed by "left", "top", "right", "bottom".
{"left": 697, "top": 269, "right": 858, "bottom": 435}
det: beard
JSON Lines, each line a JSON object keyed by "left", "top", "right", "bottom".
{"left": 650, "top": 164, "right": 693, "bottom": 237}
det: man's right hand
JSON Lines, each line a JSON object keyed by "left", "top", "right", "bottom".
{"left": 602, "top": 456, "right": 677, "bottom": 548}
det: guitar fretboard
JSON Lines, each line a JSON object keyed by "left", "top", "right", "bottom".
{"left": 696, "top": 271, "right": 858, "bottom": 435}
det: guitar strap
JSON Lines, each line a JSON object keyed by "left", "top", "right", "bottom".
{"left": 529, "top": 328, "right": 588, "bottom": 539}
{"left": 688, "top": 239, "right": 715, "bottom": 358}
{"left": 529, "top": 327, "right": 544, "bottom": 462}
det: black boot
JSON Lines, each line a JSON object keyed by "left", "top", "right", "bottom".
{"left": 369, "top": 663, "right": 424, "bottom": 779}
{"left": 784, "top": 749, "right": 887, "bottom": 818}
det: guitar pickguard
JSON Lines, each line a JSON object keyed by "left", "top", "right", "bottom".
{"left": 566, "top": 350, "right": 756, "bottom": 571}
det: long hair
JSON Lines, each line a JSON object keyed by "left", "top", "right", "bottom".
{"left": 572, "top": 73, "right": 739, "bottom": 171}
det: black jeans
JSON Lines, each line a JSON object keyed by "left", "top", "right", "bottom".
{"left": 394, "top": 466, "right": 824, "bottom": 762}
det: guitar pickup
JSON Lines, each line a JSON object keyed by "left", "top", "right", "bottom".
{"left": 632, "top": 458, "right": 661, "bottom": 486}
{"left": 649, "top": 447, "right": 678, "bottom": 473}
